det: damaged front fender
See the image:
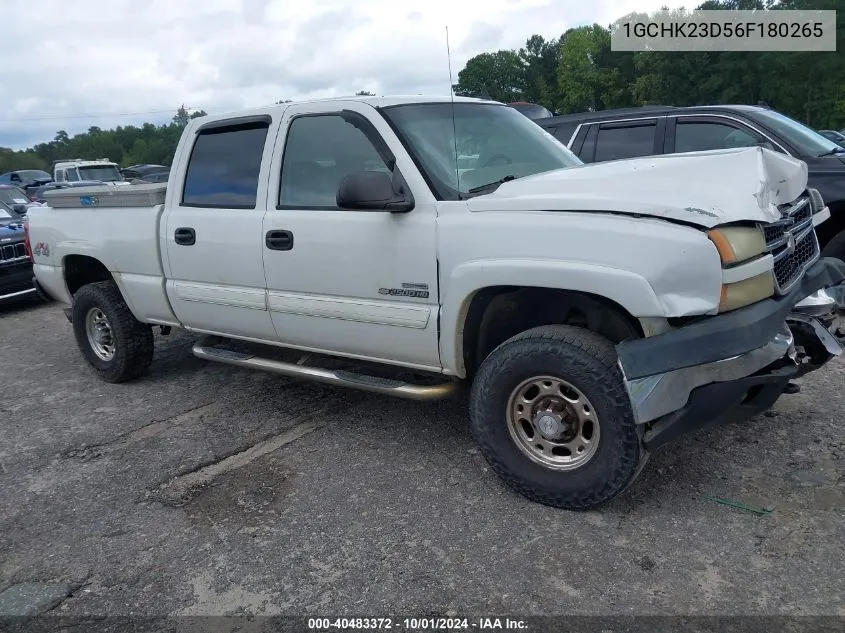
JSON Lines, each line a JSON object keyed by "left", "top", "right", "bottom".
{"left": 617, "top": 257, "right": 845, "bottom": 429}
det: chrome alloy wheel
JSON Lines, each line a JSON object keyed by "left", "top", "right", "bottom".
{"left": 85, "top": 307, "right": 116, "bottom": 361}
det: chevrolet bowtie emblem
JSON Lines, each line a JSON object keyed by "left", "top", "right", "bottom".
{"left": 785, "top": 233, "right": 796, "bottom": 256}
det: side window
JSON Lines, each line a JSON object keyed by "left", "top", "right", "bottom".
{"left": 65, "top": 168, "right": 79, "bottom": 182}
{"left": 54, "top": 170, "right": 64, "bottom": 182}
{"left": 594, "top": 122, "right": 657, "bottom": 162}
{"left": 182, "top": 120, "right": 270, "bottom": 208}
{"left": 675, "top": 121, "right": 761, "bottom": 152}
{"left": 279, "top": 114, "right": 389, "bottom": 209}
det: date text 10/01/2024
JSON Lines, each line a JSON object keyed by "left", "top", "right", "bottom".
{"left": 308, "top": 618, "right": 528, "bottom": 630}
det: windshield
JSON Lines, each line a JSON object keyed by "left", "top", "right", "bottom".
{"left": 381, "top": 102, "right": 581, "bottom": 199}
{"left": 78, "top": 165, "right": 123, "bottom": 182}
{"left": 0, "top": 188, "right": 29, "bottom": 206}
{"left": 751, "top": 109, "right": 842, "bottom": 156}
{"left": 0, "top": 200, "right": 18, "bottom": 220}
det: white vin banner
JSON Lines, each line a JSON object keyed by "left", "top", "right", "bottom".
{"left": 611, "top": 10, "right": 836, "bottom": 52}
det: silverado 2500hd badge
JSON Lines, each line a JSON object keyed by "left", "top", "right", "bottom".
{"left": 378, "top": 282, "right": 429, "bottom": 299}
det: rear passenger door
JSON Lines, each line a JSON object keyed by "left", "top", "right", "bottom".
{"left": 577, "top": 118, "right": 665, "bottom": 163}
{"left": 163, "top": 114, "right": 279, "bottom": 341}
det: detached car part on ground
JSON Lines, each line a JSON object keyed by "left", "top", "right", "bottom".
{"left": 25, "top": 96, "right": 845, "bottom": 510}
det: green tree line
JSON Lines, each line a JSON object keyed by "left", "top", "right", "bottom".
{"left": 0, "top": 93, "right": 383, "bottom": 175}
{"left": 454, "top": 0, "right": 845, "bottom": 129}
{"left": 0, "top": 106, "right": 207, "bottom": 174}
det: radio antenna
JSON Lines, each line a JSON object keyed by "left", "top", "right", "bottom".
{"left": 446, "top": 25, "right": 461, "bottom": 195}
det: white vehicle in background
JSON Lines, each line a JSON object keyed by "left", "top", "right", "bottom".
{"left": 52, "top": 159, "right": 129, "bottom": 186}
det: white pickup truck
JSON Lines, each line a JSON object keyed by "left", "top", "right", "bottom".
{"left": 26, "top": 95, "right": 845, "bottom": 509}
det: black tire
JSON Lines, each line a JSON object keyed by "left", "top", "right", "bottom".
{"left": 469, "top": 324, "right": 643, "bottom": 510}
{"left": 821, "top": 229, "right": 845, "bottom": 263}
{"left": 71, "top": 281, "right": 154, "bottom": 383}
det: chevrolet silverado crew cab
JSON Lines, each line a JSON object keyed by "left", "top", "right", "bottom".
{"left": 26, "top": 95, "right": 845, "bottom": 509}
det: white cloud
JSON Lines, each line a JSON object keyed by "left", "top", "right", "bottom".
{"left": 0, "top": 0, "right": 689, "bottom": 149}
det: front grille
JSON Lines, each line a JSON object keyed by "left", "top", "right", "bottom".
{"left": 764, "top": 192, "right": 819, "bottom": 294}
{"left": 0, "top": 242, "right": 28, "bottom": 264}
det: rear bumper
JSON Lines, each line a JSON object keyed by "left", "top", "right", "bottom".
{"left": 618, "top": 257, "right": 845, "bottom": 447}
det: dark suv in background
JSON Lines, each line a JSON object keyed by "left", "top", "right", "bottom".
{"left": 0, "top": 200, "right": 34, "bottom": 302}
{"left": 539, "top": 105, "right": 845, "bottom": 260}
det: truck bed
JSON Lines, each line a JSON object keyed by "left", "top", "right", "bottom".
{"left": 27, "top": 183, "right": 175, "bottom": 323}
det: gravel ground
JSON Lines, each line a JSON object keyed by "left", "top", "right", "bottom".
{"left": 1, "top": 297, "right": 843, "bottom": 625}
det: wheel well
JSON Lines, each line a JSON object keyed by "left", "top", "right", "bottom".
{"left": 461, "top": 286, "right": 643, "bottom": 377}
{"left": 64, "top": 255, "right": 113, "bottom": 296}
{"left": 817, "top": 200, "right": 845, "bottom": 251}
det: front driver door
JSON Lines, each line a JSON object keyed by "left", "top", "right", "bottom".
{"left": 261, "top": 102, "right": 441, "bottom": 371}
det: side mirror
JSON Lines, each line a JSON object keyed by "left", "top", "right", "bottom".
{"left": 757, "top": 140, "right": 776, "bottom": 151}
{"left": 336, "top": 170, "right": 413, "bottom": 213}
{"left": 12, "top": 204, "right": 27, "bottom": 215}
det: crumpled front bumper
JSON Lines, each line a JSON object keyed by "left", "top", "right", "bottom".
{"left": 617, "top": 257, "right": 845, "bottom": 450}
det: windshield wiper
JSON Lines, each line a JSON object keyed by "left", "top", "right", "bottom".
{"left": 466, "top": 175, "right": 520, "bottom": 196}
{"left": 817, "top": 147, "right": 845, "bottom": 157}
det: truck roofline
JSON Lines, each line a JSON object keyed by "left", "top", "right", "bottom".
{"left": 200, "top": 94, "right": 503, "bottom": 123}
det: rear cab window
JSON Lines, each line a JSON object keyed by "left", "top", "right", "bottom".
{"left": 181, "top": 118, "right": 271, "bottom": 209}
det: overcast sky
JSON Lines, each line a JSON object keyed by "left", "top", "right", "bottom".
{"left": 0, "top": 0, "right": 687, "bottom": 150}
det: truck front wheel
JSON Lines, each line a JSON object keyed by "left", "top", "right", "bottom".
{"left": 71, "top": 281, "right": 154, "bottom": 383}
{"left": 469, "top": 324, "right": 643, "bottom": 509}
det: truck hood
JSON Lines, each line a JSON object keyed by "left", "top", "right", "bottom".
{"left": 467, "top": 146, "right": 808, "bottom": 228}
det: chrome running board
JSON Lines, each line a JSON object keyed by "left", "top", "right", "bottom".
{"left": 192, "top": 338, "right": 457, "bottom": 401}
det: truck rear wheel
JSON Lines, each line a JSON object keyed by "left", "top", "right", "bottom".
{"left": 71, "top": 281, "right": 154, "bottom": 383}
{"left": 469, "top": 324, "right": 643, "bottom": 509}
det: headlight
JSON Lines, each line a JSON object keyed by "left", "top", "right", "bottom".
{"left": 706, "top": 226, "right": 767, "bottom": 265}
{"left": 719, "top": 272, "right": 775, "bottom": 312}
{"left": 708, "top": 225, "right": 773, "bottom": 312}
